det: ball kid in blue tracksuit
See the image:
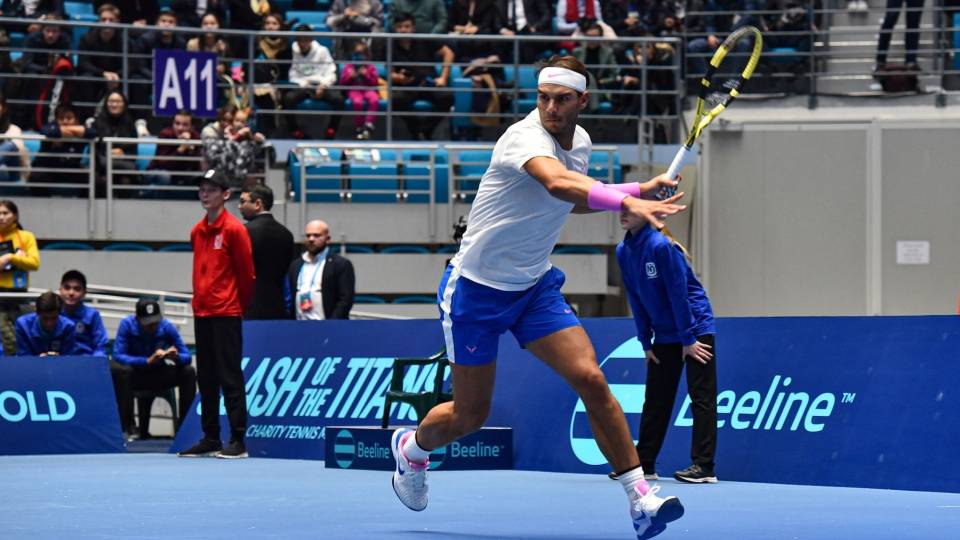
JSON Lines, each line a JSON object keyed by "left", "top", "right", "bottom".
{"left": 616, "top": 212, "right": 719, "bottom": 485}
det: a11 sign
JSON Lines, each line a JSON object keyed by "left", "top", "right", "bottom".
{"left": 153, "top": 49, "right": 218, "bottom": 118}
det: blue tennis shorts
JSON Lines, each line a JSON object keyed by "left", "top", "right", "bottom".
{"left": 437, "top": 264, "right": 581, "bottom": 365}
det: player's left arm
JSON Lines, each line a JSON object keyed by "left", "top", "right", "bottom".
{"left": 526, "top": 157, "right": 682, "bottom": 225}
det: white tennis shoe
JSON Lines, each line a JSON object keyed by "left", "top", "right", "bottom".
{"left": 631, "top": 484, "right": 685, "bottom": 539}
{"left": 390, "top": 428, "right": 429, "bottom": 511}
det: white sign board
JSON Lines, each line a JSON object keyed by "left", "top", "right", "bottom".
{"left": 896, "top": 241, "right": 930, "bottom": 265}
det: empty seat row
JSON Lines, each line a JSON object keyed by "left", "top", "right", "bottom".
{"left": 289, "top": 146, "right": 621, "bottom": 203}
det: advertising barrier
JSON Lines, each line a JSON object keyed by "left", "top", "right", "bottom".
{"left": 169, "top": 316, "right": 960, "bottom": 492}
{"left": 325, "top": 426, "right": 513, "bottom": 471}
{"left": 0, "top": 356, "right": 125, "bottom": 455}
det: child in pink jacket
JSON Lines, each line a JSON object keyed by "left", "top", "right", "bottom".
{"left": 339, "top": 42, "right": 380, "bottom": 140}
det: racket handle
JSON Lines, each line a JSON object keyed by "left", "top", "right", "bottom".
{"left": 665, "top": 146, "right": 691, "bottom": 180}
{"left": 657, "top": 146, "right": 692, "bottom": 200}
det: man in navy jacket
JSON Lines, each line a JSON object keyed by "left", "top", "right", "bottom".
{"left": 59, "top": 270, "right": 108, "bottom": 358}
{"left": 15, "top": 292, "right": 77, "bottom": 356}
{"left": 112, "top": 299, "right": 196, "bottom": 439}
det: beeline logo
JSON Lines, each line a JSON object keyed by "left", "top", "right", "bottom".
{"left": 569, "top": 338, "right": 851, "bottom": 466}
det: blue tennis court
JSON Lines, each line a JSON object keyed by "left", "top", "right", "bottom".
{"left": 2, "top": 452, "right": 957, "bottom": 539}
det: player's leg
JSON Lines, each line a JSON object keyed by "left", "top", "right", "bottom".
{"left": 390, "top": 264, "right": 508, "bottom": 511}
{"left": 514, "top": 268, "right": 683, "bottom": 539}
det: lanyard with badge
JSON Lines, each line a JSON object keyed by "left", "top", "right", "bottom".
{"left": 297, "top": 259, "right": 323, "bottom": 313}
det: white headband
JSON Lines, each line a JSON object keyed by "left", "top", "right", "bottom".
{"left": 538, "top": 67, "right": 587, "bottom": 93}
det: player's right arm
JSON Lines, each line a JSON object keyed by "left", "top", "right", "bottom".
{"left": 523, "top": 156, "right": 687, "bottom": 229}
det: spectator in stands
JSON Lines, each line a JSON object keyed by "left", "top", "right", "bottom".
{"left": 496, "top": 0, "right": 553, "bottom": 62}
{"left": 875, "top": 0, "right": 924, "bottom": 73}
{"left": 226, "top": 0, "right": 268, "bottom": 30}
{"left": 602, "top": 0, "right": 680, "bottom": 37}
{"left": 325, "top": 0, "right": 384, "bottom": 59}
{"left": 170, "top": 0, "right": 227, "bottom": 28}
{"left": 619, "top": 35, "right": 676, "bottom": 138}
{"left": 31, "top": 104, "right": 96, "bottom": 193}
{"left": 77, "top": 4, "right": 124, "bottom": 118}
{"left": 179, "top": 169, "right": 254, "bottom": 458}
{"left": 685, "top": 0, "right": 754, "bottom": 80}
{"left": 148, "top": 109, "right": 203, "bottom": 193}
{"left": 391, "top": 0, "right": 448, "bottom": 33}
{"left": 132, "top": 10, "right": 186, "bottom": 122}
{"left": 21, "top": 13, "right": 74, "bottom": 130}
{"left": 0, "top": 93, "right": 30, "bottom": 182}
{"left": 556, "top": 0, "right": 607, "bottom": 35}
{"left": 204, "top": 107, "right": 265, "bottom": 184}
{"left": 15, "top": 291, "right": 77, "bottom": 356}
{"left": 573, "top": 21, "right": 622, "bottom": 111}
{"left": 58, "top": 269, "right": 108, "bottom": 358}
{"left": 251, "top": 12, "right": 291, "bottom": 138}
{"left": 239, "top": 185, "right": 295, "bottom": 320}
{"left": 390, "top": 12, "right": 455, "bottom": 140}
{"left": 102, "top": 0, "right": 159, "bottom": 25}
{"left": 112, "top": 299, "right": 196, "bottom": 439}
{"left": 201, "top": 104, "right": 235, "bottom": 140}
{"left": 93, "top": 91, "right": 138, "bottom": 195}
{"left": 187, "top": 11, "right": 230, "bottom": 57}
{"left": 0, "top": 199, "right": 39, "bottom": 355}
{"left": 340, "top": 41, "right": 381, "bottom": 139}
{"left": 287, "top": 219, "right": 355, "bottom": 320}
{"left": 282, "top": 24, "right": 344, "bottom": 139}
{"left": 448, "top": 0, "right": 500, "bottom": 63}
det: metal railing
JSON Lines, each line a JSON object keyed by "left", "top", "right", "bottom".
{"left": 0, "top": 16, "right": 682, "bottom": 142}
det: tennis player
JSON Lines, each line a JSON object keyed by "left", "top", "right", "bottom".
{"left": 389, "top": 56, "right": 687, "bottom": 539}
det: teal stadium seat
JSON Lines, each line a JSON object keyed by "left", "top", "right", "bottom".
{"left": 344, "top": 245, "right": 375, "bottom": 254}
{"left": 44, "top": 242, "right": 95, "bottom": 251}
{"left": 346, "top": 149, "right": 398, "bottom": 203}
{"left": 65, "top": 1, "right": 94, "bottom": 15}
{"left": 290, "top": 148, "right": 344, "bottom": 202}
{"left": 104, "top": 243, "right": 153, "bottom": 252}
{"left": 401, "top": 149, "right": 448, "bottom": 203}
{"left": 553, "top": 246, "right": 602, "bottom": 254}
{"left": 453, "top": 150, "right": 491, "bottom": 202}
{"left": 392, "top": 295, "right": 436, "bottom": 304}
{"left": 588, "top": 151, "right": 622, "bottom": 183}
{"left": 354, "top": 295, "right": 387, "bottom": 304}
{"left": 158, "top": 243, "right": 193, "bottom": 252}
{"left": 380, "top": 246, "right": 430, "bottom": 254}
{"left": 137, "top": 143, "right": 156, "bottom": 170}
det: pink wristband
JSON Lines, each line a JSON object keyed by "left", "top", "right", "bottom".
{"left": 606, "top": 182, "right": 643, "bottom": 198}
{"left": 587, "top": 181, "right": 628, "bottom": 211}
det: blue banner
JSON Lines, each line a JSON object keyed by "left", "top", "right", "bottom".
{"left": 153, "top": 49, "right": 218, "bottom": 118}
{"left": 0, "top": 356, "right": 125, "bottom": 455}
{"left": 172, "top": 317, "right": 960, "bottom": 492}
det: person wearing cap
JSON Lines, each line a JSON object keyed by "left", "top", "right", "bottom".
{"left": 385, "top": 55, "right": 688, "bottom": 539}
{"left": 282, "top": 23, "right": 344, "bottom": 139}
{"left": 112, "top": 299, "right": 196, "bottom": 440}
{"left": 15, "top": 292, "right": 78, "bottom": 357}
{"left": 179, "top": 169, "right": 255, "bottom": 459}
{"left": 58, "top": 269, "right": 108, "bottom": 358}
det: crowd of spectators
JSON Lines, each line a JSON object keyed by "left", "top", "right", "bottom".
{"left": 0, "top": 1, "right": 842, "bottom": 194}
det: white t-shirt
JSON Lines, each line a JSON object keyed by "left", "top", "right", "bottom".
{"left": 295, "top": 250, "right": 328, "bottom": 321}
{"left": 451, "top": 110, "right": 591, "bottom": 291}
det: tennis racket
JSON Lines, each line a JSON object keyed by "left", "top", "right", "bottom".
{"left": 657, "top": 26, "right": 763, "bottom": 200}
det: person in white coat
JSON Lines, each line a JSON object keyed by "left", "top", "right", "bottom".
{"left": 282, "top": 24, "right": 345, "bottom": 139}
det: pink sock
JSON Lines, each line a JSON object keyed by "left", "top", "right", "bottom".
{"left": 401, "top": 431, "right": 431, "bottom": 463}
{"left": 617, "top": 466, "right": 650, "bottom": 497}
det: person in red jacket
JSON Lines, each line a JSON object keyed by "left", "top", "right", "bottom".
{"left": 178, "top": 169, "right": 255, "bottom": 459}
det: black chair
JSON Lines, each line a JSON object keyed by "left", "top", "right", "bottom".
{"left": 134, "top": 388, "right": 179, "bottom": 437}
{"left": 380, "top": 349, "right": 453, "bottom": 429}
